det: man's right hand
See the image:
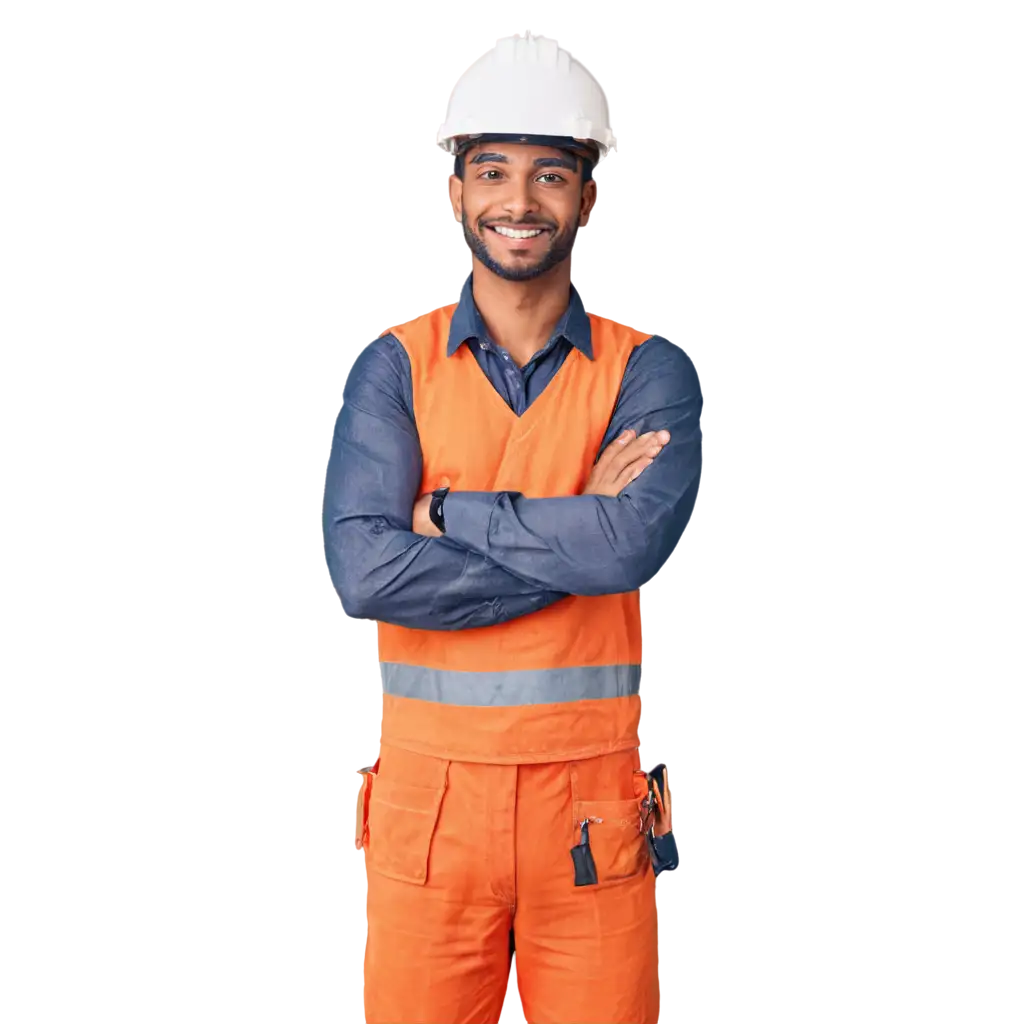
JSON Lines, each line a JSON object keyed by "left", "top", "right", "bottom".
{"left": 582, "top": 429, "right": 670, "bottom": 497}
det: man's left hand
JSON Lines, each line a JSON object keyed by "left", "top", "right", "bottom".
{"left": 412, "top": 493, "right": 441, "bottom": 537}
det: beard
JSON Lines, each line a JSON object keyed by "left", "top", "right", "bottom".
{"left": 462, "top": 210, "right": 579, "bottom": 282}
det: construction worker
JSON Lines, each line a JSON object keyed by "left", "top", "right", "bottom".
{"left": 323, "top": 31, "right": 702, "bottom": 1024}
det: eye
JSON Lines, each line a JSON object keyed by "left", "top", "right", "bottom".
{"left": 536, "top": 173, "right": 565, "bottom": 184}
{"left": 480, "top": 168, "right": 503, "bottom": 180}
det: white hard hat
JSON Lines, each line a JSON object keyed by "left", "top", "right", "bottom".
{"left": 437, "top": 31, "right": 616, "bottom": 161}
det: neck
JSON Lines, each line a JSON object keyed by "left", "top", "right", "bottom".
{"left": 470, "top": 258, "right": 572, "bottom": 366}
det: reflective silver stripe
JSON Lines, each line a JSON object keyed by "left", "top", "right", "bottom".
{"left": 380, "top": 663, "right": 641, "bottom": 707}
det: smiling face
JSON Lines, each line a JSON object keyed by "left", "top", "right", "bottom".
{"left": 449, "top": 142, "right": 598, "bottom": 282}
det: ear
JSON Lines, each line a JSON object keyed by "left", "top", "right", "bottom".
{"left": 578, "top": 179, "right": 597, "bottom": 227}
{"left": 449, "top": 174, "right": 464, "bottom": 222}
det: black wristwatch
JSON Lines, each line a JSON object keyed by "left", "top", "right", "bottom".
{"left": 428, "top": 486, "right": 450, "bottom": 534}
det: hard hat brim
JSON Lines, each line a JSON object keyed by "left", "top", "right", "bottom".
{"left": 434, "top": 129, "right": 610, "bottom": 160}
{"left": 450, "top": 132, "right": 603, "bottom": 165}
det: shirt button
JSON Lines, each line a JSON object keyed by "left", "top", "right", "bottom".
{"left": 502, "top": 352, "right": 510, "bottom": 360}
{"left": 480, "top": 343, "right": 488, "bottom": 350}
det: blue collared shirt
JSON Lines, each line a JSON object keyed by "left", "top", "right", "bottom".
{"left": 323, "top": 275, "right": 702, "bottom": 630}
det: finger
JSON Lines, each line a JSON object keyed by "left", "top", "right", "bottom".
{"left": 598, "top": 428, "right": 630, "bottom": 460}
{"left": 637, "top": 431, "right": 668, "bottom": 455}
{"left": 596, "top": 428, "right": 634, "bottom": 457}
{"left": 606, "top": 430, "right": 660, "bottom": 476}
{"left": 606, "top": 430, "right": 655, "bottom": 466}
{"left": 626, "top": 460, "right": 651, "bottom": 483}
{"left": 626, "top": 429, "right": 669, "bottom": 448}
{"left": 610, "top": 456, "right": 653, "bottom": 492}
{"left": 626, "top": 430, "right": 667, "bottom": 463}
{"left": 592, "top": 430, "right": 636, "bottom": 474}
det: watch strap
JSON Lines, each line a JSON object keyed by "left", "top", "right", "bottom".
{"left": 428, "top": 487, "right": 449, "bottom": 533}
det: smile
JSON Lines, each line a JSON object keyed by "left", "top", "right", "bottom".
{"left": 487, "top": 225, "right": 548, "bottom": 240}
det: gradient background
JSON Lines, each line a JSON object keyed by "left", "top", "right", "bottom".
{"left": 2, "top": 8, "right": 1024, "bottom": 1024}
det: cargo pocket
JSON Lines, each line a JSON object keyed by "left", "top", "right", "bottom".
{"left": 363, "top": 749, "right": 450, "bottom": 886}
{"left": 569, "top": 755, "right": 649, "bottom": 886}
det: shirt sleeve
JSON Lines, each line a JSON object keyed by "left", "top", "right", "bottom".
{"left": 322, "top": 334, "right": 567, "bottom": 630}
{"left": 441, "top": 336, "right": 702, "bottom": 596}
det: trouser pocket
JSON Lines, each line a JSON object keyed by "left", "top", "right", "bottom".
{"left": 568, "top": 748, "right": 649, "bottom": 886}
{"left": 364, "top": 746, "right": 450, "bottom": 886}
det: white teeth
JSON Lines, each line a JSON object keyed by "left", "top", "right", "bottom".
{"left": 492, "top": 225, "right": 544, "bottom": 239}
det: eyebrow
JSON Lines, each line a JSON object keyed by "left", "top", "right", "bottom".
{"left": 533, "top": 155, "right": 578, "bottom": 172}
{"left": 468, "top": 152, "right": 579, "bottom": 172}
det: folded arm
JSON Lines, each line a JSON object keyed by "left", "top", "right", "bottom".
{"left": 322, "top": 335, "right": 567, "bottom": 630}
{"left": 441, "top": 336, "right": 703, "bottom": 595}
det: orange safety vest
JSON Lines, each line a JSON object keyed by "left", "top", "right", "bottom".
{"left": 377, "top": 302, "right": 650, "bottom": 764}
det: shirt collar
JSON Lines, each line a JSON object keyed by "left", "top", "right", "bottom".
{"left": 446, "top": 274, "right": 593, "bottom": 360}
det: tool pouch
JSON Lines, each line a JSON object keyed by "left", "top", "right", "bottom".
{"left": 647, "top": 828, "right": 679, "bottom": 876}
{"left": 355, "top": 759, "right": 379, "bottom": 850}
{"left": 571, "top": 819, "right": 599, "bottom": 886}
{"left": 647, "top": 761, "right": 679, "bottom": 880}
{"left": 571, "top": 845, "right": 599, "bottom": 886}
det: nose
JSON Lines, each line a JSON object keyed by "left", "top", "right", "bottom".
{"left": 501, "top": 177, "right": 541, "bottom": 221}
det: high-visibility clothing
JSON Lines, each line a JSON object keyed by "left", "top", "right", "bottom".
{"left": 377, "top": 303, "right": 650, "bottom": 765}
{"left": 354, "top": 300, "right": 663, "bottom": 1022}
{"left": 356, "top": 743, "right": 659, "bottom": 1024}
{"left": 320, "top": 274, "right": 704, "bottom": 629}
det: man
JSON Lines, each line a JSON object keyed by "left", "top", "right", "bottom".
{"left": 323, "top": 31, "right": 702, "bottom": 1024}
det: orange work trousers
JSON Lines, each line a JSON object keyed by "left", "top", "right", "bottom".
{"left": 355, "top": 742, "right": 659, "bottom": 1023}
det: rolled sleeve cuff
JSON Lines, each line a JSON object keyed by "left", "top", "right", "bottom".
{"left": 442, "top": 491, "right": 498, "bottom": 554}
